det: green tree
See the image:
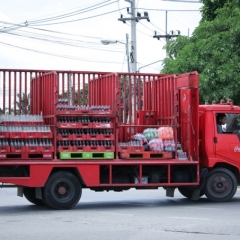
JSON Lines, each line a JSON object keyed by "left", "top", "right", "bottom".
{"left": 162, "top": 0, "right": 240, "bottom": 104}
{"left": 59, "top": 83, "right": 89, "bottom": 105}
{"left": 16, "top": 93, "right": 30, "bottom": 114}
{"left": 200, "top": 0, "right": 227, "bottom": 22}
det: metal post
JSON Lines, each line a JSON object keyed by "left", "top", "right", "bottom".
{"left": 130, "top": 0, "right": 137, "bottom": 73}
{"left": 126, "top": 33, "right": 130, "bottom": 73}
{"left": 166, "top": 11, "right": 169, "bottom": 57}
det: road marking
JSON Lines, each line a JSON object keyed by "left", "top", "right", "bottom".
{"left": 100, "top": 212, "right": 134, "bottom": 216}
{"left": 168, "top": 217, "right": 211, "bottom": 221}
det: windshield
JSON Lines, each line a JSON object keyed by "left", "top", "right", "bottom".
{"left": 224, "top": 114, "right": 240, "bottom": 132}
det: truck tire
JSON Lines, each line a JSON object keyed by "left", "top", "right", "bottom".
{"left": 23, "top": 187, "right": 45, "bottom": 206}
{"left": 43, "top": 171, "right": 82, "bottom": 210}
{"left": 204, "top": 168, "right": 237, "bottom": 202}
{"left": 178, "top": 187, "right": 205, "bottom": 199}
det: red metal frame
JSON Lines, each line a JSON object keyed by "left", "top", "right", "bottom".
{"left": 0, "top": 69, "right": 200, "bottom": 188}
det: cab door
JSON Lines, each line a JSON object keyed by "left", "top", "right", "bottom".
{"left": 214, "top": 112, "right": 240, "bottom": 164}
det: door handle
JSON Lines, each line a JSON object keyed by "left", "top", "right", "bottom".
{"left": 214, "top": 137, "right": 218, "bottom": 143}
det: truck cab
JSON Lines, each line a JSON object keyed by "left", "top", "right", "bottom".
{"left": 199, "top": 100, "right": 240, "bottom": 201}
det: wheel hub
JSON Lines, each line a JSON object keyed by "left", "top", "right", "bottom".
{"left": 212, "top": 177, "right": 228, "bottom": 193}
{"left": 58, "top": 186, "right": 67, "bottom": 195}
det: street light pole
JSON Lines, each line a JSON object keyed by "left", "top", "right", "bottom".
{"left": 101, "top": 33, "right": 130, "bottom": 72}
{"left": 137, "top": 60, "right": 164, "bottom": 73}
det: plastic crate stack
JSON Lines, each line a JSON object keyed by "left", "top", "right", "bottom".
{"left": 0, "top": 115, "right": 54, "bottom": 159}
{"left": 56, "top": 102, "right": 115, "bottom": 160}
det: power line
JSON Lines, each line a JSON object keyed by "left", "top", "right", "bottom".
{"left": 149, "top": 22, "right": 165, "bottom": 34}
{"left": 30, "top": 8, "right": 126, "bottom": 26}
{"left": 4, "top": 31, "right": 124, "bottom": 53}
{"left": 136, "top": 8, "right": 200, "bottom": 12}
{"left": 0, "top": 21, "right": 102, "bottom": 40}
{"left": 0, "top": 41, "right": 125, "bottom": 64}
{"left": 29, "top": 0, "right": 118, "bottom": 24}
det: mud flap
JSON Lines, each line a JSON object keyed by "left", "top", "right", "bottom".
{"left": 191, "top": 168, "right": 208, "bottom": 200}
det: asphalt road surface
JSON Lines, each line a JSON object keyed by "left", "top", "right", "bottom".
{"left": 1, "top": 188, "right": 240, "bottom": 240}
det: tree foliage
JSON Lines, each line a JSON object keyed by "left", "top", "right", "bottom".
{"left": 161, "top": 1, "right": 240, "bottom": 104}
{"left": 200, "top": 0, "right": 227, "bottom": 22}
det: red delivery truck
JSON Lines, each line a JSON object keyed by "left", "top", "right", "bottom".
{"left": 0, "top": 69, "right": 239, "bottom": 209}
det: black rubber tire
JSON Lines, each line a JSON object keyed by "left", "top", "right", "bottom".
{"left": 23, "top": 187, "right": 45, "bottom": 206}
{"left": 204, "top": 168, "right": 237, "bottom": 202}
{"left": 43, "top": 171, "right": 82, "bottom": 210}
{"left": 178, "top": 187, "right": 205, "bottom": 199}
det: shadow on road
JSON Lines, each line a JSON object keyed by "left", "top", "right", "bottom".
{"left": 1, "top": 196, "right": 240, "bottom": 214}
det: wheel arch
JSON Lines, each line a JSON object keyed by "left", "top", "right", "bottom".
{"left": 49, "top": 167, "right": 86, "bottom": 187}
{"left": 212, "top": 163, "right": 240, "bottom": 183}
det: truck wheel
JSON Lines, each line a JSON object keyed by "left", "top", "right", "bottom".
{"left": 178, "top": 187, "right": 204, "bottom": 199}
{"left": 43, "top": 171, "right": 82, "bottom": 210}
{"left": 23, "top": 187, "right": 45, "bottom": 206}
{"left": 205, "top": 168, "right": 237, "bottom": 202}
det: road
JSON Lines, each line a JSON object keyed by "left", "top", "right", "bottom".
{"left": 0, "top": 188, "right": 240, "bottom": 240}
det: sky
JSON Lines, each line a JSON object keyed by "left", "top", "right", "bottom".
{"left": 0, "top": 0, "right": 203, "bottom": 73}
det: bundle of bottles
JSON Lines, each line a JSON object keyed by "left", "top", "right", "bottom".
{"left": 3, "top": 139, "right": 53, "bottom": 147}
{"left": 57, "top": 128, "right": 112, "bottom": 135}
{"left": 119, "top": 127, "right": 182, "bottom": 153}
{"left": 57, "top": 117, "right": 111, "bottom": 123}
{"left": 56, "top": 99, "right": 111, "bottom": 111}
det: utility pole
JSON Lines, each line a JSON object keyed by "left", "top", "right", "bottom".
{"left": 118, "top": 0, "right": 150, "bottom": 72}
{"left": 153, "top": 11, "right": 180, "bottom": 57}
{"left": 118, "top": 1, "right": 150, "bottom": 124}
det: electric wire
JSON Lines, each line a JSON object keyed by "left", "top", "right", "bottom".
{"left": 168, "top": 12, "right": 189, "bottom": 29}
{"left": 29, "top": 0, "right": 118, "bottom": 24}
{"left": 30, "top": 8, "right": 126, "bottom": 26}
{"left": 0, "top": 41, "right": 124, "bottom": 64}
{"left": 0, "top": 21, "right": 102, "bottom": 40}
{"left": 5, "top": 31, "right": 124, "bottom": 53}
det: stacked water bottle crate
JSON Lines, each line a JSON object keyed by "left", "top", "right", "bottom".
{"left": 0, "top": 115, "right": 54, "bottom": 159}
{"left": 56, "top": 104, "right": 115, "bottom": 160}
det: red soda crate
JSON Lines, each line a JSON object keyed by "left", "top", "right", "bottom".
{"left": 89, "top": 146, "right": 102, "bottom": 152}
{"left": 26, "top": 121, "right": 44, "bottom": 125}
{"left": 100, "top": 134, "right": 114, "bottom": 141}
{"left": 57, "top": 123, "right": 82, "bottom": 128}
{"left": 56, "top": 110, "right": 81, "bottom": 115}
{"left": 87, "top": 134, "right": 101, "bottom": 141}
{"left": 0, "top": 153, "right": 7, "bottom": 158}
{"left": 58, "top": 146, "right": 73, "bottom": 152}
{"left": 11, "top": 146, "right": 26, "bottom": 153}
{"left": 9, "top": 132, "right": 25, "bottom": 139}
{"left": 0, "top": 146, "right": 10, "bottom": 153}
{"left": 38, "top": 132, "right": 53, "bottom": 138}
{"left": 25, "top": 132, "right": 39, "bottom": 139}
{"left": 42, "top": 153, "right": 53, "bottom": 159}
{"left": 118, "top": 146, "right": 133, "bottom": 152}
{"left": 95, "top": 110, "right": 113, "bottom": 115}
{"left": 119, "top": 151, "right": 173, "bottom": 159}
{"left": 101, "top": 146, "right": 115, "bottom": 152}
{"left": 0, "top": 132, "right": 9, "bottom": 138}
{"left": 72, "top": 134, "right": 87, "bottom": 141}
{"left": 57, "top": 134, "right": 72, "bottom": 141}
{"left": 72, "top": 146, "right": 90, "bottom": 152}
{"left": 41, "top": 146, "right": 54, "bottom": 153}
{"left": 25, "top": 146, "right": 40, "bottom": 153}
{"left": 92, "top": 122, "right": 113, "bottom": 129}
{"left": 81, "top": 122, "right": 93, "bottom": 129}
{"left": 132, "top": 146, "right": 145, "bottom": 152}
